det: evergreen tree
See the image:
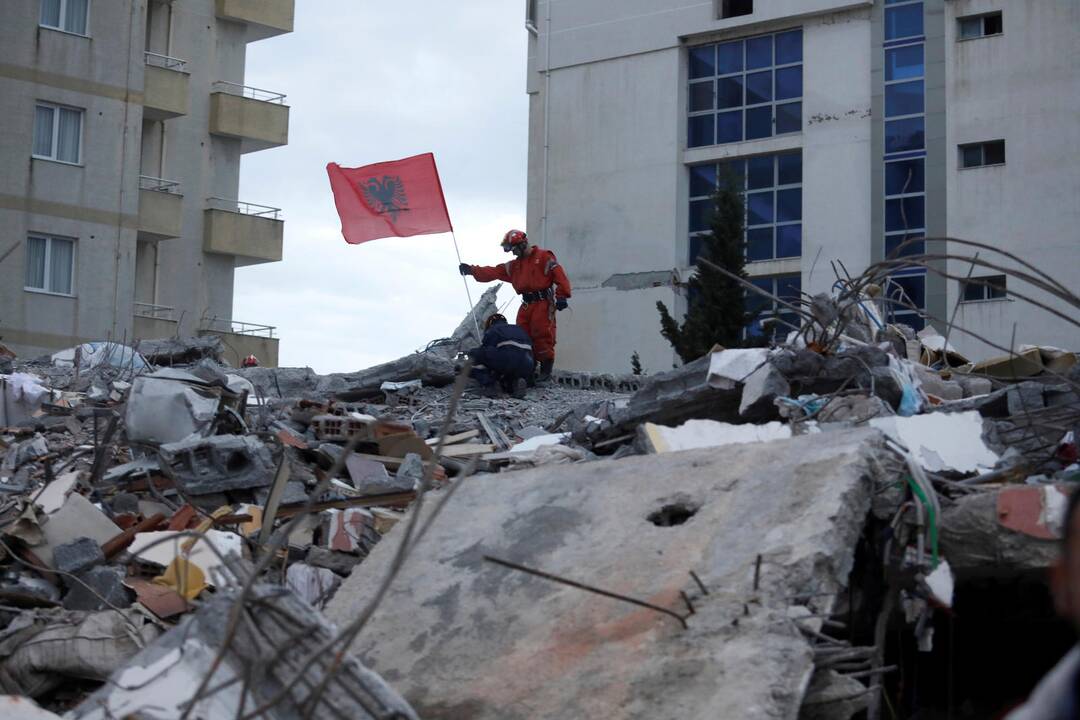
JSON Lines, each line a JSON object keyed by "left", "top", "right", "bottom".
{"left": 657, "top": 169, "right": 749, "bottom": 363}
{"left": 630, "top": 351, "right": 643, "bottom": 376}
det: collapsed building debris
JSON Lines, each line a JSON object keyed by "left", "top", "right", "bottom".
{"left": 0, "top": 255, "right": 1076, "bottom": 717}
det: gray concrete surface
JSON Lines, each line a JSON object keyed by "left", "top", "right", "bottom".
{"left": 327, "top": 428, "right": 888, "bottom": 719}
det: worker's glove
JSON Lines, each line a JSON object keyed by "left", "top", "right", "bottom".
{"left": 458, "top": 263, "right": 473, "bottom": 276}
{"left": 555, "top": 298, "right": 568, "bottom": 311}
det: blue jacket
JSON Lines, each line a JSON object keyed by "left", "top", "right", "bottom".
{"left": 469, "top": 323, "right": 534, "bottom": 379}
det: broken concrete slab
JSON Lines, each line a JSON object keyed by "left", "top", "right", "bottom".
{"left": 32, "top": 493, "right": 121, "bottom": 569}
{"left": 739, "top": 362, "right": 790, "bottom": 419}
{"left": 327, "top": 428, "right": 887, "bottom": 720}
{"left": 136, "top": 336, "right": 224, "bottom": 366}
{"left": 638, "top": 419, "right": 793, "bottom": 453}
{"left": 707, "top": 348, "right": 770, "bottom": 389}
{"left": 306, "top": 546, "right": 363, "bottom": 576}
{"left": 159, "top": 434, "right": 274, "bottom": 495}
{"left": 70, "top": 577, "right": 418, "bottom": 719}
{"left": 63, "top": 566, "right": 130, "bottom": 611}
{"left": 53, "top": 537, "right": 105, "bottom": 576}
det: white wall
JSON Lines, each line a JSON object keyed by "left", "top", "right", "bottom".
{"left": 944, "top": 0, "right": 1080, "bottom": 358}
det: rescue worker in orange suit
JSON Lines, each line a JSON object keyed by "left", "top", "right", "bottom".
{"left": 459, "top": 229, "right": 571, "bottom": 382}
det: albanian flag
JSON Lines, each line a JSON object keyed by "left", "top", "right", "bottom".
{"left": 326, "top": 152, "right": 453, "bottom": 245}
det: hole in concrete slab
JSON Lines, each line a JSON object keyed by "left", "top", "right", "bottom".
{"left": 647, "top": 503, "right": 698, "bottom": 527}
{"left": 225, "top": 451, "right": 248, "bottom": 473}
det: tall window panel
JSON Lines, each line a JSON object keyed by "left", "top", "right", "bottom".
{"left": 688, "top": 151, "right": 802, "bottom": 265}
{"left": 688, "top": 28, "right": 802, "bottom": 148}
{"left": 32, "top": 103, "right": 83, "bottom": 164}
{"left": 883, "top": 0, "right": 926, "bottom": 330}
{"left": 745, "top": 274, "right": 802, "bottom": 338}
{"left": 25, "top": 235, "right": 76, "bottom": 295}
{"left": 40, "top": 0, "right": 89, "bottom": 35}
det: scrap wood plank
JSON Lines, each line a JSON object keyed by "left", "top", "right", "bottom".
{"left": 425, "top": 430, "right": 479, "bottom": 447}
{"left": 439, "top": 443, "right": 497, "bottom": 458}
{"left": 477, "top": 413, "right": 512, "bottom": 451}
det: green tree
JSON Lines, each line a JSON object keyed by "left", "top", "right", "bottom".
{"left": 630, "top": 351, "right": 643, "bottom": 376}
{"left": 657, "top": 170, "right": 748, "bottom": 362}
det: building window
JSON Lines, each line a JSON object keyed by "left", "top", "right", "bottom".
{"left": 33, "top": 102, "right": 83, "bottom": 164}
{"left": 885, "top": 271, "right": 925, "bottom": 330}
{"left": 884, "top": 1, "right": 923, "bottom": 41}
{"left": 884, "top": 156, "right": 925, "bottom": 259}
{"left": 687, "top": 28, "right": 802, "bottom": 148}
{"left": 745, "top": 274, "right": 801, "bottom": 338}
{"left": 960, "top": 140, "right": 1005, "bottom": 168}
{"left": 25, "top": 235, "right": 76, "bottom": 295}
{"left": 959, "top": 12, "right": 1002, "bottom": 40}
{"left": 961, "top": 275, "right": 1007, "bottom": 302}
{"left": 688, "top": 151, "right": 802, "bottom": 265}
{"left": 721, "top": 0, "right": 753, "bottom": 19}
{"left": 39, "top": 0, "right": 89, "bottom": 35}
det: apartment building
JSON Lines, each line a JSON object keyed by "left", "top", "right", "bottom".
{"left": 0, "top": 0, "right": 293, "bottom": 366}
{"left": 525, "top": 0, "right": 1080, "bottom": 373}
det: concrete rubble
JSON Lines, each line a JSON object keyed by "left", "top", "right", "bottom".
{"left": 0, "top": 281, "right": 1074, "bottom": 716}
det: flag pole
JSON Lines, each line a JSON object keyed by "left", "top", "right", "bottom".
{"left": 451, "top": 231, "right": 483, "bottom": 341}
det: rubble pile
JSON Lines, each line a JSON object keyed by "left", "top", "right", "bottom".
{"left": 0, "top": 280, "right": 1076, "bottom": 717}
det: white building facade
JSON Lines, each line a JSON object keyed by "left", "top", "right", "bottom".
{"left": 525, "top": 0, "right": 1080, "bottom": 373}
{"left": 0, "top": 0, "right": 293, "bottom": 365}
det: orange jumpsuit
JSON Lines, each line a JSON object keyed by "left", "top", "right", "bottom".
{"left": 470, "top": 247, "right": 572, "bottom": 363}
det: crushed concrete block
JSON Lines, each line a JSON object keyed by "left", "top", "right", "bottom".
{"left": 739, "top": 362, "right": 790, "bottom": 419}
{"left": 125, "top": 370, "right": 222, "bottom": 446}
{"left": 955, "top": 374, "right": 993, "bottom": 398}
{"left": 912, "top": 365, "right": 963, "bottom": 401}
{"left": 306, "top": 546, "right": 364, "bottom": 576}
{"left": 53, "top": 537, "right": 105, "bottom": 576}
{"left": 286, "top": 562, "right": 341, "bottom": 608}
{"left": 940, "top": 487, "right": 1062, "bottom": 574}
{"left": 394, "top": 453, "right": 425, "bottom": 487}
{"left": 707, "top": 348, "right": 770, "bottom": 389}
{"left": 1006, "top": 382, "right": 1046, "bottom": 416}
{"left": 159, "top": 435, "right": 274, "bottom": 496}
{"left": 817, "top": 395, "right": 892, "bottom": 424}
{"left": 799, "top": 669, "right": 870, "bottom": 720}
{"left": 136, "top": 336, "right": 225, "bottom": 365}
{"left": 110, "top": 493, "right": 141, "bottom": 515}
{"left": 327, "top": 429, "right": 887, "bottom": 720}
{"left": 345, "top": 456, "right": 413, "bottom": 496}
{"left": 63, "top": 566, "right": 131, "bottom": 611}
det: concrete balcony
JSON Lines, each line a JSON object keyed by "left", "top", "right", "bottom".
{"left": 203, "top": 198, "right": 283, "bottom": 266}
{"left": 134, "top": 303, "right": 179, "bottom": 340}
{"left": 143, "top": 53, "right": 190, "bottom": 120}
{"left": 209, "top": 82, "right": 289, "bottom": 153}
{"left": 138, "top": 177, "right": 183, "bottom": 242}
{"left": 215, "top": 0, "right": 295, "bottom": 42}
{"left": 199, "top": 317, "right": 279, "bottom": 367}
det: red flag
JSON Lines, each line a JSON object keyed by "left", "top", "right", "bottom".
{"left": 326, "top": 153, "right": 453, "bottom": 245}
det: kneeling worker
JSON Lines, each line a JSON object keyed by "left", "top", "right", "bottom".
{"left": 459, "top": 229, "right": 571, "bottom": 381}
{"left": 467, "top": 314, "right": 535, "bottom": 398}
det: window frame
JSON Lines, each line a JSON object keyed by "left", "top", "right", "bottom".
{"left": 958, "top": 11, "right": 1002, "bottom": 41}
{"left": 687, "top": 27, "right": 803, "bottom": 148}
{"left": 744, "top": 273, "right": 802, "bottom": 339}
{"left": 687, "top": 151, "right": 803, "bottom": 265}
{"left": 24, "top": 233, "right": 77, "bottom": 297}
{"left": 720, "top": 0, "right": 753, "bottom": 20}
{"left": 38, "top": 0, "right": 91, "bottom": 37}
{"left": 959, "top": 139, "right": 1006, "bottom": 169}
{"left": 32, "top": 101, "right": 84, "bottom": 165}
{"left": 960, "top": 275, "right": 1007, "bottom": 303}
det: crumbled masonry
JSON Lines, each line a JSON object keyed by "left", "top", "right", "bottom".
{"left": 0, "top": 281, "right": 1077, "bottom": 716}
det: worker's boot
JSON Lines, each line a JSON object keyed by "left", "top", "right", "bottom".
{"left": 537, "top": 359, "right": 554, "bottom": 384}
{"left": 511, "top": 378, "right": 528, "bottom": 399}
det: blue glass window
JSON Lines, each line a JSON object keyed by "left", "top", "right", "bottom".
{"left": 689, "top": 153, "right": 802, "bottom": 265}
{"left": 885, "top": 234, "right": 925, "bottom": 259}
{"left": 886, "top": 44, "right": 924, "bottom": 81}
{"left": 777, "top": 152, "right": 802, "bottom": 184}
{"left": 688, "top": 29, "right": 802, "bottom": 147}
{"left": 775, "top": 66, "right": 802, "bottom": 100}
{"left": 746, "top": 71, "right": 772, "bottom": 104}
{"left": 746, "top": 274, "right": 802, "bottom": 338}
{"left": 746, "top": 36, "right": 773, "bottom": 69}
{"left": 885, "top": 80, "right": 925, "bottom": 117}
{"left": 885, "top": 158, "right": 924, "bottom": 195}
{"left": 689, "top": 115, "right": 714, "bottom": 147}
{"left": 885, "top": 4, "right": 923, "bottom": 41}
{"left": 889, "top": 272, "right": 926, "bottom": 314}
{"left": 745, "top": 106, "right": 772, "bottom": 140}
{"left": 717, "top": 40, "right": 743, "bottom": 74}
{"left": 775, "top": 102, "right": 801, "bottom": 135}
{"left": 777, "top": 225, "right": 801, "bottom": 258}
{"left": 689, "top": 46, "right": 715, "bottom": 79}
{"left": 885, "top": 117, "right": 925, "bottom": 153}
{"left": 690, "top": 165, "right": 717, "bottom": 196}
{"left": 747, "top": 156, "right": 774, "bottom": 189}
{"left": 885, "top": 196, "right": 925, "bottom": 232}
{"left": 775, "top": 29, "right": 803, "bottom": 65}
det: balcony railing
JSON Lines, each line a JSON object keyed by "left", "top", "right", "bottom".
{"left": 212, "top": 80, "right": 286, "bottom": 104}
{"left": 139, "top": 175, "right": 181, "bottom": 194}
{"left": 201, "top": 315, "right": 276, "bottom": 338}
{"left": 135, "top": 302, "right": 176, "bottom": 320}
{"left": 206, "top": 196, "right": 282, "bottom": 220}
{"left": 145, "top": 51, "right": 188, "bottom": 72}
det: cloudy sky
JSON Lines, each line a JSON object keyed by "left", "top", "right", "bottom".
{"left": 233, "top": 1, "right": 528, "bottom": 374}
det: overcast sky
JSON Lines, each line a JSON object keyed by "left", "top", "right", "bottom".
{"left": 233, "top": 1, "right": 528, "bottom": 374}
